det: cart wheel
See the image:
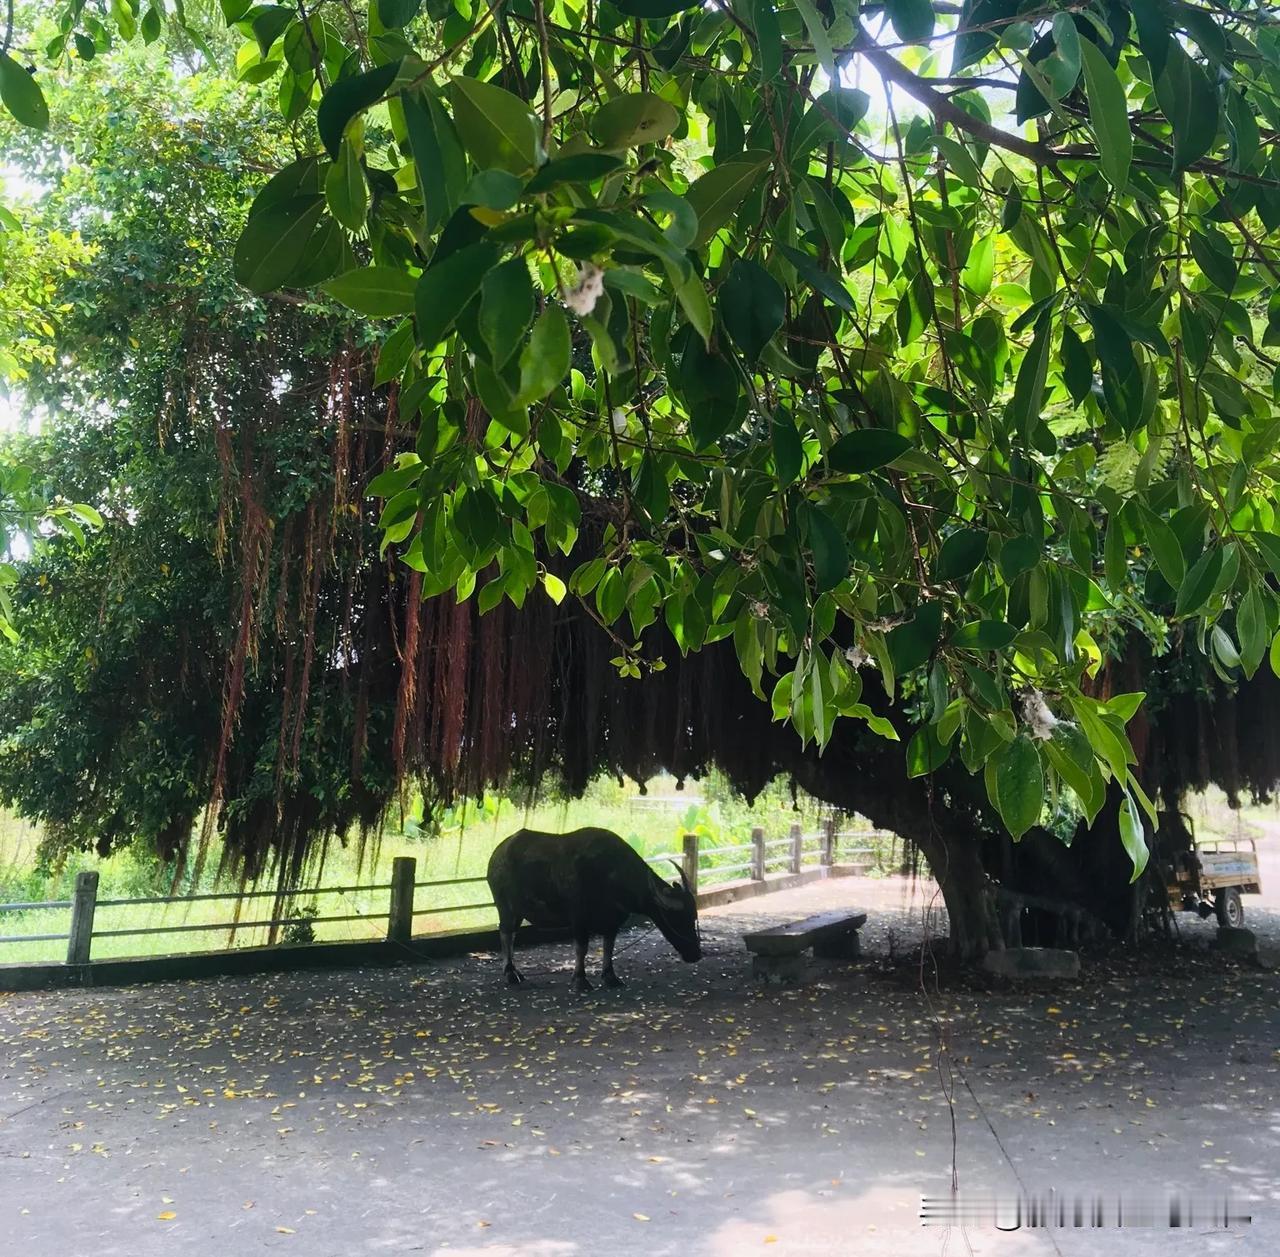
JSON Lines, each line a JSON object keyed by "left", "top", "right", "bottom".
{"left": 1215, "top": 887, "right": 1244, "bottom": 929}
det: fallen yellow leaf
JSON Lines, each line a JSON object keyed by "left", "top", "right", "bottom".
{"left": 156, "top": 1212, "right": 176, "bottom": 1221}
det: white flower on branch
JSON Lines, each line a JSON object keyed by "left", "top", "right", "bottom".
{"left": 1020, "top": 689, "right": 1059, "bottom": 740}
{"left": 844, "top": 644, "right": 869, "bottom": 669}
{"left": 563, "top": 264, "right": 604, "bottom": 317}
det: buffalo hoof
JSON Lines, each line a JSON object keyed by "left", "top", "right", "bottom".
{"left": 602, "top": 970, "right": 624, "bottom": 989}
{"left": 572, "top": 974, "right": 594, "bottom": 994}
{"left": 504, "top": 966, "right": 524, "bottom": 986}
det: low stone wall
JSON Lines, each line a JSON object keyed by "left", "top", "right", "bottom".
{"left": 0, "top": 925, "right": 571, "bottom": 993}
{"left": 695, "top": 861, "right": 863, "bottom": 909}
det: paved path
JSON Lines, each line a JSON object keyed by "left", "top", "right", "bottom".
{"left": 1, "top": 875, "right": 1277, "bottom": 1256}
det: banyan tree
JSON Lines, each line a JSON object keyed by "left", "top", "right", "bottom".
{"left": 5, "top": 3, "right": 1280, "bottom": 959}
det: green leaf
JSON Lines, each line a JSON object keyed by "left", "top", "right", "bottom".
{"left": 885, "top": 0, "right": 934, "bottom": 45}
{"left": 415, "top": 241, "right": 501, "bottom": 348}
{"left": 685, "top": 157, "right": 771, "bottom": 248}
{"left": 779, "top": 244, "right": 856, "bottom": 315}
{"left": 993, "top": 735, "right": 1044, "bottom": 840}
{"left": 806, "top": 507, "right": 849, "bottom": 593}
{"left": 589, "top": 93, "right": 680, "bottom": 150}
{"left": 250, "top": 6, "right": 292, "bottom": 57}
{"left": 719, "top": 259, "right": 784, "bottom": 364}
{"left": 747, "top": 0, "right": 781, "bottom": 82}
{"left": 935, "top": 136, "right": 984, "bottom": 190}
{"left": 1139, "top": 507, "right": 1185, "bottom": 588}
{"left": 461, "top": 169, "right": 525, "bottom": 210}
{"left": 960, "top": 233, "right": 995, "bottom": 296}
{"left": 906, "top": 723, "right": 950, "bottom": 777}
{"left": 1155, "top": 40, "right": 1219, "bottom": 173}
{"left": 887, "top": 601, "right": 943, "bottom": 675}
{"left": 232, "top": 195, "right": 325, "bottom": 294}
{"left": 450, "top": 76, "right": 541, "bottom": 175}
{"left": 934, "top": 528, "right": 988, "bottom": 583}
{"left": 367, "top": 457, "right": 424, "bottom": 498}
{"left": 542, "top": 571, "right": 567, "bottom": 604}
{"left": 479, "top": 258, "right": 534, "bottom": 369}
{"left": 1118, "top": 790, "right": 1149, "bottom": 882}
{"left": 951, "top": 620, "right": 1017, "bottom": 650}
{"left": 596, "top": 566, "right": 626, "bottom": 623}
{"left": 377, "top": 0, "right": 422, "bottom": 27}
{"left": 1211, "top": 623, "right": 1241, "bottom": 670}
{"left": 1104, "top": 513, "right": 1128, "bottom": 591}
{"left": 526, "top": 152, "right": 624, "bottom": 193}
{"left": 1173, "top": 545, "right": 1222, "bottom": 617}
{"left": 669, "top": 267, "right": 713, "bottom": 347}
{"left": 791, "top": 88, "right": 870, "bottom": 159}
{"left": 322, "top": 267, "right": 417, "bottom": 316}
{"left": 792, "top": 0, "right": 835, "bottom": 78}
{"left": 1011, "top": 312, "right": 1052, "bottom": 440}
{"left": 1045, "top": 723, "right": 1105, "bottom": 825}
{"left": 1060, "top": 323, "right": 1094, "bottom": 406}
{"left": 826, "top": 429, "right": 911, "bottom": 473}
{"left": 1079, "top": 35, "right": 1132, "bottom": 192}
{"left": 1237, "top": 584, "right": 1267, "bottom": 678}
{"left": 317, "top": 59, "right": 402, "bottom": 159}
{"left": 375, "top": 319, "right": 415, "bottom": 385}
{"left": 771, "top": 411, "right": 804, "bottom": 487}
{"left": 325, "top": 140, "right": 368, "bottom": 232}
{"left": 514, "top": 306, "right": 571, "bottom": 406}
{"left": 999, "top": 535, "right": 1041, "bottom": 581}
{"left": 1252, "top": 531, "right": 1280, "bottom": 579}
{"left": 0, "top": 52, "right": 49, "bottom": 130}
{"left": 1188, "top": 228, "right": 1237, "bottom": 293}
{"left": 403, "top": 90, "right": 465, "bottom": 233}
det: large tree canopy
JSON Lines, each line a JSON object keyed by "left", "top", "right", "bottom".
{"left": 6, "top": 0, "right": 1280, "bottom": 932}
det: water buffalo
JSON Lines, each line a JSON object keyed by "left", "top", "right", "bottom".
{"left": 486, "top": 827, "right": 702, "bottom": 991}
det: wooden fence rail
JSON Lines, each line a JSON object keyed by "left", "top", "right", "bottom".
{"left": 1, "top": 824, "right": 896, "bottom": 967}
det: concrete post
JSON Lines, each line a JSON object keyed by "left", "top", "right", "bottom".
{"left": 681, "top": 833, "right": 699, "bottom": 898}
{"left": 751, "top": 826, "right": 765, "bottom": 881}
{"left": 790, "top": 823, "right": 803, "bottom": 875}
{"left": 66, "top": 871, "right": 98, "bottom": 965}
{"left": 821, "top": 817, "right": 836, "bottom": 867}
{"left": 387, "top": 856, "right": 416, "bottom": 946}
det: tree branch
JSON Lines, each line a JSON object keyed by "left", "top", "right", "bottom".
{"left": 853, "top": 27, "right": 1055, "bottom": 165}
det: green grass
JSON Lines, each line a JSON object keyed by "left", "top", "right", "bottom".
{"left": 0, "top": 772, "right": 896, "bottom": 965}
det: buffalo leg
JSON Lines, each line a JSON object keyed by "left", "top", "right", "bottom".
{"left": 498, "top": 914, "right": 523, "bottom": 985}
{"left": 601, "top": 929, "right": 623, "bottom": 988}
{"left": 572, "top": 927, "right": 593, "bottom": 993}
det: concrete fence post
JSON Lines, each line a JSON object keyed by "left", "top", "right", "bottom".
{"left": 751, "top": 826, "right": 765, "bottom": 881}
{"left": 681, "top": 833, "right": 699, "bottom": 898}
{"left": 790, "top": 823, "right": 803, "bottom": 875}
{"left": 822, "top": 818, "right": 836, "bottom": 867}
{"left": 387, "top": 856, "right": 416, "bottom": 946}
{"left": 66, "top": 871, "right": 98, "bottom": 966}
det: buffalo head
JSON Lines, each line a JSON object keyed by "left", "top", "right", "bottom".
{"left": 652, "top": 877, "right": 701, "bottom": 962}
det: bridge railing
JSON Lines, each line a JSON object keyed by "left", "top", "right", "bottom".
{"left": 2, "top": 825, "right": 895, "bottom": 967}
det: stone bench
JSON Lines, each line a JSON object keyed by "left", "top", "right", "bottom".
{"left": 743, "top": 910, "right": 867, "bottom": 982}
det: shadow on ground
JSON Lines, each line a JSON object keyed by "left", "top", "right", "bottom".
{"left": 0, "top": 876, "right": 1276, "bottom": 1255}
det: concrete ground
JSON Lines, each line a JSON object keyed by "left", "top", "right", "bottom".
{"left": 1, "top": 873, "right": 1277, "bottom": 1257}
